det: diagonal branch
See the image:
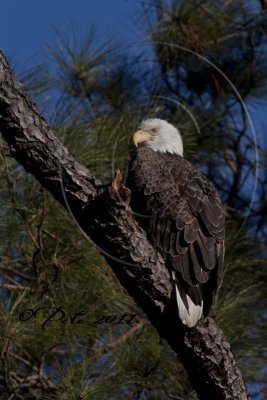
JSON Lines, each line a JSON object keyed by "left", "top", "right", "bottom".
{"left": 0, "top": 50, "right": 248, "bottom": 400}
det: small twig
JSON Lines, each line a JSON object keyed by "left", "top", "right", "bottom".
{"left": 41, "top": 228, "right": 65, "bottom": 244}
{"left": 10, "top": 353, "right": 39, "bottom": 373}
{"left": 1, "top": 284, "right": 33, "bottom": 292}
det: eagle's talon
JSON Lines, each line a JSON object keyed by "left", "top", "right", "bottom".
{"left": 111, "top": 169, "right": 131, "bottom": 207}
{"left": 121, "top": 186, "right": 131, "bottom": 207}
{"left": 112, "top": 169, "right": 123, "bottom": 192}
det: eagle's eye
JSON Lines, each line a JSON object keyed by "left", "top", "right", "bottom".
{"left": 150, "top": 128, "right": 157, "bottom": 134}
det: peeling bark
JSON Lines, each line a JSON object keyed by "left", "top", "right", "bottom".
{"left": 0, "top": 50, "right": 248, "bottom": 400}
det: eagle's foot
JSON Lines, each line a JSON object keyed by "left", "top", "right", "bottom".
{"left": 112, "top": 169, "right": 123, "bottom": 192}
{"left": 111, "top": 169, "right": 131, "bottom": 207}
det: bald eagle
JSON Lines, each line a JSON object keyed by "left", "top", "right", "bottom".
{"left": 126, "top": 119, "right": 224, "bottom": 327}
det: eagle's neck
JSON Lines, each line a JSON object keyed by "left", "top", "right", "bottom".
{"left": 148, "top": 140, "right": 184, "bottom": 156}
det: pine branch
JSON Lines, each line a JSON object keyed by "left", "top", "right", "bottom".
{"left": 0, "top": 50, "right": 248, "bottom": 400}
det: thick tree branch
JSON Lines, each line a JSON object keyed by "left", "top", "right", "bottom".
{"left": 0, "top": 50, "right": 248, "bottom": 400}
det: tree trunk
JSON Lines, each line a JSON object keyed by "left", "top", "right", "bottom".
{"left": 0, "top": 50, "right": 248, "bottom": 400}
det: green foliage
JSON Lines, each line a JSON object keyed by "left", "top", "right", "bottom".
{"left": 1, "top": 1, "right": 267, "bottom": 398}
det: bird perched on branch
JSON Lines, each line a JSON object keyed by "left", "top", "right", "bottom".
{"left": 126, "top": 119, "right": 224, "bottom": 327}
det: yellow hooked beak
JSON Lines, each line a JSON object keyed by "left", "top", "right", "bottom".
{"left": 133, "top": 130, "right": 153, "bottom": 147}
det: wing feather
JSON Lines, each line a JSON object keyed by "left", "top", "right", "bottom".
{"left": 190, "top": 245, "right": 210, "bottom": 283}
{"left": 184, "top": 223, "right": 198, "bottom": 243}
{"left": 175, "top": 231, "right": 187, "bottom": 254}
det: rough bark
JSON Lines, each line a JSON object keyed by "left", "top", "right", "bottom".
{"left": 0, "top": 50, "right": 248, "bottom": 400}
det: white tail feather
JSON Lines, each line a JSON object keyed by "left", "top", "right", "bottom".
{"left": 172, "top": 272, "right": 203, "bottom": 328}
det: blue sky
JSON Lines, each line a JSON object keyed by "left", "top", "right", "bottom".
{"left": 0, "top": 0, "right": 138, "bottom": 69}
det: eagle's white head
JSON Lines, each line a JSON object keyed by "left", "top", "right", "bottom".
{"left": 133, "top": 118, "right": 183, "bottom": 156}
